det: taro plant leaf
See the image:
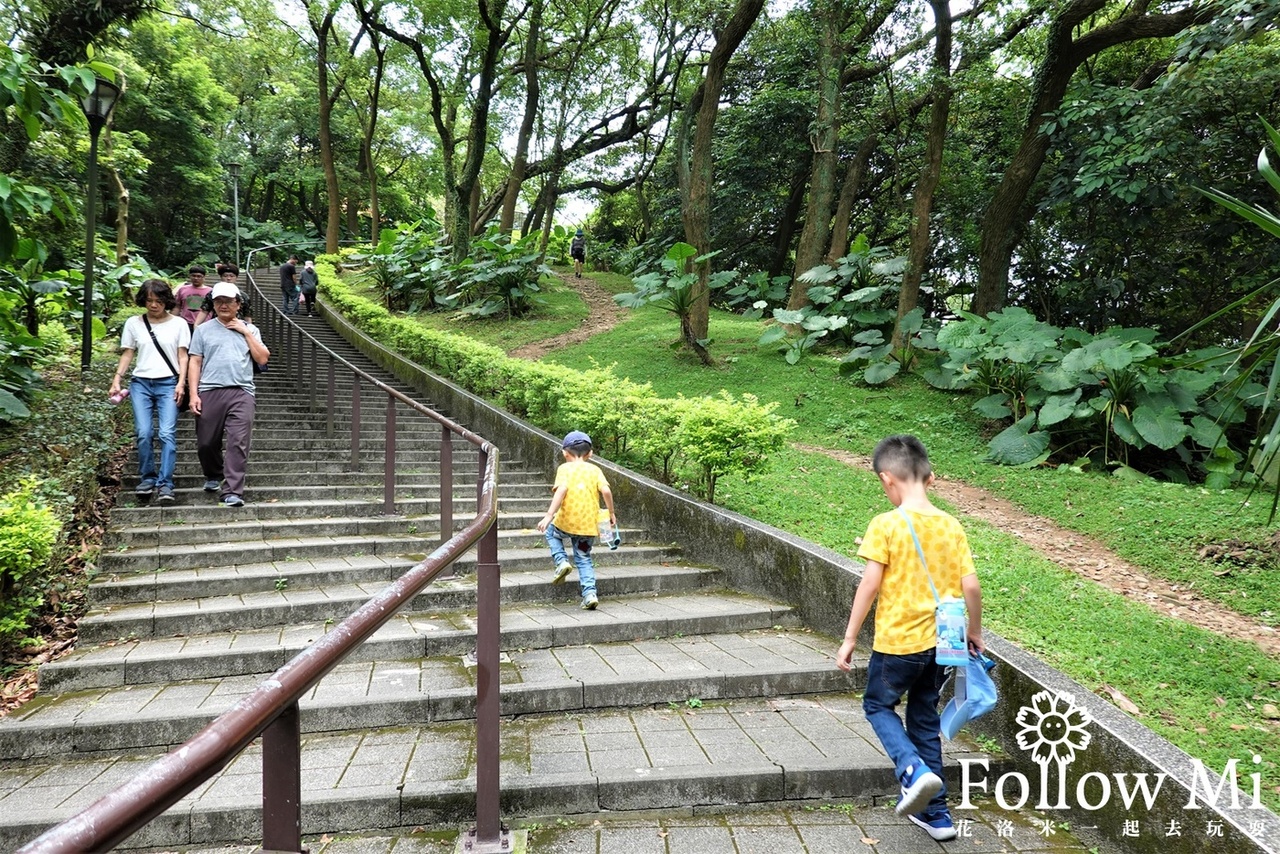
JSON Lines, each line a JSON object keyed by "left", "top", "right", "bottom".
{"left": 863, "top": 360, "right": 901, "bottom": 385}
{"left": 921, "top": 364, "right": 960, "bottom": 389}
{"left": 1189, "top": 414, "right": 1226, "bottom": 450}
{"left": 0, "top": 389, "right": 30, "bottom": 421}
{"left": 1111, "top": 412, "right": 1145, "bottom": 448}
{"left": 758, "top": 325, "right": 788, "bottom": 346}
{"left": 1038, "top": 389, "right": 1082, "bottom": 427}
{"left": 852, "top": 329, "right": 884, "bottom": 345}
{"left": 974, "top": 393, "right": 1013, "bottom": 419}
{"left": 987, "top": 415, "right": 1050, "bottom": 465}
{"left": 772, "top": 308, "right": 806, "bottom": 326}
{"left": 1131, "top": 405, "right": 1190, "bottom": 450}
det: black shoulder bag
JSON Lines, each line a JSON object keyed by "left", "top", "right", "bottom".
{"left": 142, "top": 315, "right": 190, "bottom": 412}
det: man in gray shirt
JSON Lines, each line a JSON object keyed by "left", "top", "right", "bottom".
{"left": 188, "top": 282, "right": 271, "bottom": 506}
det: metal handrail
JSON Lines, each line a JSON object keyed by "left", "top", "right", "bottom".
{"left": 19, "top": 243, "right": 506, "bottom": 853}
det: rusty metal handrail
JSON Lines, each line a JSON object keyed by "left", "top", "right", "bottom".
{"left": 19, "top": 245, "right": 505, "bottom": 852}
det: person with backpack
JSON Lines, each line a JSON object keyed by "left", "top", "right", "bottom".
{"left": 570, "top": 229, "right": 586, "bottom": 278}
{"left": 299, "top": 260, "right": 319, "bottom": 316}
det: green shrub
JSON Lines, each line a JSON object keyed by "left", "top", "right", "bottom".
{"left": 0, "top": 478, "right": 61, "bottom": 645}
{"left": 315, "top": 256, "right": 796, "bottom": 501}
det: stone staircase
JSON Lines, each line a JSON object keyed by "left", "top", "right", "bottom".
{"left": 0, "top": 308, "right": 991, "bottom": 850}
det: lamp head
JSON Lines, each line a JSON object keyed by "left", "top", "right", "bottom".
{"left": 227, "top": 162, "right": 242, "bottom": 179}
{"left": 80, "top": 77, "right": 121, "bottom": 130}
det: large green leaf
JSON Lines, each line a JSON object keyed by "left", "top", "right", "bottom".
{"left": 0, "top": 389, "right": 30, "bottom": 420}
{"left": 973, "top": 393, "right": 1012, "bottom": 419}
{"left": 1131, "top": 405, "right": 1189, "bottom": 450}
{"left": 1038, "top": 390, "right": 1081, "bottom": 427}
{"left": 1189, "top": 415, "right": 1225, "bottom": 450}
{"left": 1111, "top": 412, "right": 1145, "bottom": 448}
{"left": 863, "top": 360, "right": 900, "bottom": 385}
{"left": 987, "top": 415, "right": 1050, "bottom": 465}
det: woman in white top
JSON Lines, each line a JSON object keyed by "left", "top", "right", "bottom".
{"left": 109, "top": 279, "right": 191, "bottom": 503}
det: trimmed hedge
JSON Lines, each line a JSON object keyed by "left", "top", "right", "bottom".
{"left": 315, "top": 256, "right": 795, "bottom": 500}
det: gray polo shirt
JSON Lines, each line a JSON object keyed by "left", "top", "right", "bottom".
{"left": 189, "top": 319, "right": 262, "bottom": 394}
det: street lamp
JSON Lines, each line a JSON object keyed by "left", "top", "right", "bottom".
{"left": 227, "top": 162, "right": 242, "bottom": 269}
{"left": 79, "top": 76, "right": 121, "bottom": 373}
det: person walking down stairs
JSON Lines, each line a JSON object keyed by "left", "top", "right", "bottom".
{"left": 187, "top": 282, "right": 270, "bottom": 507}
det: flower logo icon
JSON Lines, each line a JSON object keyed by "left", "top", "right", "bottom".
{"left": 1015, "top": 691, "right": 1093, "bottom": 808}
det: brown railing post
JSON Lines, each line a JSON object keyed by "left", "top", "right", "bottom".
{"left": 309, "top": 339, "right": 317, "bottom": 413}
{"left": 326, "top": 357, "right": 335, "bottom": 439}
{"left": 440, "top": 425, "right": 453, "bottom": 542}
{"left": 384, "top": 395, "right": 396, "bottom": 515}
{"left": 473, "top": 505, "right": 502, "bottom": 847}
{"left": 261, "top": 703, "right": 302, "bottom": 853}
{"left": 349, "top": 376, "right": 361, "bottom": 471}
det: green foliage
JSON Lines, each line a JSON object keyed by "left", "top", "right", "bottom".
{"left": 350, "top": 220, "right": 449, "bottom": 312}
{"left": 316, "top": 257, "right": 795, "bottom": 501}
{"left": 0, "top": 478, "right": 61, "bottom": 645}
{"left": 616, "top": 242, "right": 737, "bottom": 329}
{"left": 762, "top": 235, "right": 909, "bottom": 367}
{"left": 922, "top": 307, "right": 1262, "bottom": 478}
{"left": 452, "top": 230, "right": 552, "bottom": 319}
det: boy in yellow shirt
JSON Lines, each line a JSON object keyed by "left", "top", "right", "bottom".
{"left": 836, "top": 435, "right": 983, "bottom": 842}
{"left": 536, "top": 431, "right": 617, "bottom": 610}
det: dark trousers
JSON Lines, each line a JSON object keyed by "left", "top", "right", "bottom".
{"left": 195, "top": 387, "right": 256, "bottom": 497}
{"left": 301, "top": 290, "right": 316, "bottom": 314}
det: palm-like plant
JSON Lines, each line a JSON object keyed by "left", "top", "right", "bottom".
{"left": 1187, "top": 118, "right": 1280, "bottom": 517}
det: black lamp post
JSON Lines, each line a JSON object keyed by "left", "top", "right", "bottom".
{"left": 80, "top": 76, "right": 121, "bottom": 372}
{"left": 227, "top": 162, "right": 242, "bottom": 269}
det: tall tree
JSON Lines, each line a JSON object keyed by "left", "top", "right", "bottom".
{"left": 679, "top": 0, "right": 765, "bottom": 362}
{"left": 303, "top": 1, "right": 349, "bottom": 254}
{"left": 892, "top": 0, "right": 951, "bottom": 348}
{"left": 972, "top": 0, "right": 1210, "bottom": 315}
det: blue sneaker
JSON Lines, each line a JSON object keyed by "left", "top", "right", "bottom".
{"left": 896, "top": 762, "right": 943, "bottom": 816}
{"left": 135, "top": 479, "right": 156, "bottom": 496}
{"left": 909, "top": 806, "right": 958, "bottom": 841}
{"left": 222, "top": 494, "right": 245, "bottom": 507}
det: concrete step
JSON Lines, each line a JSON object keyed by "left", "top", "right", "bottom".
{"left": 109, "top": 496, "right": 547, "bottom": 527}
{"left": 112, "top": 482, "right": 549, "bottom": 508}
{"left": 83, "top": 554, "right": 693, "bottom": 640}
{"left": 98, "top": 527, "right": 664, "bottom": 575}
{"left": 0, "top": 693, "right": 999, "bottom": 851}
{"left": 0, "top": 628, "right": 849, "bottom": 759}
{"left": 41, "top": 586, "right": 794, "bottom": 692}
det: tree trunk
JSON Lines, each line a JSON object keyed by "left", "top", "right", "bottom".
{"left": 769, "top": 169, "right": 809, "bottom": 279}
{"left": 311, "top": 7, "right": 346, "bottom": 255}
{"left": 893, "top": 0, "right": 951, "bottom": 350}
{"left": 109, "top": 162, "right": 129, "bottom": 265}
{"left": 786, "top": 0, "right": 847, "bottom": 311}
{"left": 827, "top": 133, "right": 878, "bottom": 261}
{"left": 972, "top": 0, "right": 1209, "bottom": 314}
{"left": 500, "top": 0, "right": 542, "bottom": 234}
{"left": 680, "top": 0, "right": 766, "bottom": 363}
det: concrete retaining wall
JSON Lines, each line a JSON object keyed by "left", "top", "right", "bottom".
{"left": 321, "top": 302, "right": 1280, "bottom": 854}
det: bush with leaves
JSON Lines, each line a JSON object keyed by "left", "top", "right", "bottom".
{"left": 317, "top": 257, "right": 795, "bottom": 501}
{"left": 759, "top": 235, "right": 908, "bottom": 365}
{"left": 451, "top": 230, "right": 551, "bottom": 318}
{"left": 0, "top": 479, "right": 61, "bottom": 646}
{"left": 924, "top": 307, "right": 1258, "bottom": 484}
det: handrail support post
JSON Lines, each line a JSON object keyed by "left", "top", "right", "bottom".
{"left": 262, "top": 703, "right": 303, "bottom": 853}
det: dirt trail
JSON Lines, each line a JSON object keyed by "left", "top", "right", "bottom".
{"left": 795, "top": 444, "right": 1280, "bottom": 658}
{"left": 519, "top": 274, "right": 1278, "bottom": 657}
{"left": 510, "top": 271, "right": 622, "bottom": 360}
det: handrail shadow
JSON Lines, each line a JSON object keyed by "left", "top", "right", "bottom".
{"left": 19, "top": 244, "right": 506, "bottom": 853}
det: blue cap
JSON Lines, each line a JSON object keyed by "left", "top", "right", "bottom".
{"left": 562, "top": 430, "right": 592, "bottom": 450}
{"left": 576, "top": 229, "right": 584, "bottom": 236}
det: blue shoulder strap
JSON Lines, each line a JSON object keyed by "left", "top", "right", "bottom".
{"left": 897, "top": 507, "right": 941, "bottom": 605}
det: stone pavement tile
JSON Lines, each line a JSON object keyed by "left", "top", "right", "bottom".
{"left": 662, "top": 824, "right": 736, "bottom": 853}
{"left": 731, "top": 825, "right": 806, "bottom": 852}
{"left": 797, "top": 822, "right": 879, "bottom": 852}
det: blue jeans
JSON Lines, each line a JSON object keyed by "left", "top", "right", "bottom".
{"left": 543, "top": 523, "right": 596, "bottom": 599}
{"left": 863, "top": 649, "right": 948, "bottom": 814}
{"left": 282, "top": 289, "right": 298, "bottom": 314}
{"left": 129, "top": 376, "right": 179, "bottom": 489}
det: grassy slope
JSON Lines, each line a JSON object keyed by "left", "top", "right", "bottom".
{"left": 529, "top": 284, "right": 1280, "bottom": 800}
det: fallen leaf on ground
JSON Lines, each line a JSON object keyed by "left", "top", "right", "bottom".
{"left": 1102, "top": 684, "right": 1141, "bottom": 716}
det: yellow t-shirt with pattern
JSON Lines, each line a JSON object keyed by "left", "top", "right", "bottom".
{"left": 553, "top": 459, "right": 609, "bottom": 536}
{"left": 856, "top": 507, "right": 976, "bottom": 655}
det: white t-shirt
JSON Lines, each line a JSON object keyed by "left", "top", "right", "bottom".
{"left": 121, "top": 314, "right": 191, "bottom": 380}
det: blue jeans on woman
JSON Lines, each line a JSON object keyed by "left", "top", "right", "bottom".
{"left": 543, "top": 523, "right": 597, "bottom": 600}
{"left": 129, "top": 376, "right": 179, "bottom": 489}
{"left": 863, "top": 649, "right": 948, "bottom": 815}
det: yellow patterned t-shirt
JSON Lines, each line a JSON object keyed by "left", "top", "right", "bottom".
{"left": 856, "top": 507, "right": 976, "bottom": 655}
{"left": 553, "top": 459, "right": 610, "bottom": 536}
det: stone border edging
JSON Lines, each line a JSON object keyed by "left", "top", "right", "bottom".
{"left": 318, "top": 299, "right": 1280, "bottom": 854}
